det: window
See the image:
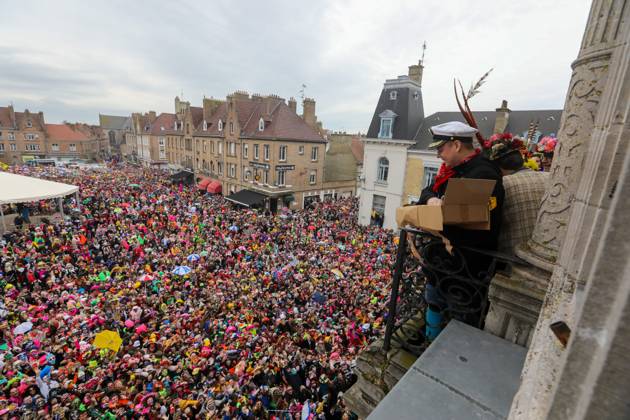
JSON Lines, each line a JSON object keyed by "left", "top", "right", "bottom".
{"left": 377, "top": 157, "right": 389, "bottom": 182}
{"left": 173, "top": 121, "right": 178, "bottom": 130}
{"left": 160, "top": 126, "right": 165, "bottom": 131}
{"left": 25, "top": 144, "right": 40, "bottom": 151}
{"left": 52, "top": 143, "right": 59, "bottom": 151}
{"left": 218, "top": 119, "right": 223, "bottom": 131}
{"left": 389, "top": 91, "right": 397, "bottom": 100}
{"left": 0, "top": 144, "right": 4, "bottom": 151}
{"left": 311, "top": 146, "right": 319, "bottom": 161}
{"left": 10, "top": 143, "right": 16, "bottom": 151}
{"left": 277, "top": 170, "right": 286, "bottom": 187}
{"left": 298, "top": 145, "right": 304, "bottom": 155}
{"left": 229, "top": 164, "right": 236, "bottom": 178}
{"left": 254, "top": 144, "right": 259, "bottom": 160}
{"left": 244, "top": 168, "right": 251, "bottom": 181}
{"left": 211, "top": 141, "right": 215, "bottom": 154}
{"left": 229, "top": 122, "right": 234, "bottom": 134}
{"left": 243, "top": 144, "right": 249, "bottom": 158}
{"left": 218, "top": 141, "right": 223, "bottom": 155}
{"left": 379, "top": 118, "right": 393, "bottom": 138}
{"left": 230, "top": 142, "right": 236, "bottom": 156}
{"left": 371, "top": 195, "right": 386, "bottom": 227}
{"left": 263, "top": 170, "right": 269, "bottom": 184}
{"left": 159, "top": 137, "right": 165, "bottom": 146}
{"left": 263, "top": 144, "right": 270, "bottom": 161}
{"left": 203, "top": 140, "right": 207, "bottom": 153}
{"left": 25, "top": 133, "right": 35, "bottom": 140}
{"left": 26, "top": 120, "right": 32, "bottom": 128}
{"left": 423, "top": 166, "right": 439, "bottom": 187}
{"left": 8, "top": 133, "right": 15, "bottom": 141}
{"left": 218, "top": 162, "right": 223, "bottom": 175}
{"left": 309, "top": 170, "right": 317, "bottom": 184}
{"left": 70, "top": 144, "right": 77, "bottom": 152}
{"left": 203, "top": 120, "right": 208, "bottom": 131}
{"left": 279, "top": 145, "right": 287, "bottom": 161}
{"left": 258, "top": 118, "right": 265, "bottom": 131}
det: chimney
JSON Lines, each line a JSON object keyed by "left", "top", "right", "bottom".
{"left": 408, "top": 61, "right": 424, "bottom": 86}
{"left": 288, "top": 97, "right": 297, "bottom": 114}
{"left": 493, "top": 100, "right": 511, "bottom": 134}
{"left": 203, "top": 98, "right": 222, "bottom": 121}
{"left": 38, "top": 111, "right": 45, "bottom": 125}
{"left": 147, "top": 111, "right": 157, "bottom": 122}
{"left": 302, "top": 98, "right": 316, "bottom": 128}
{"left": 8, "top": 105, "right": 15, "bottom": 128}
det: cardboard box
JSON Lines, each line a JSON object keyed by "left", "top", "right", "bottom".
{"left": 396, "top": 178, "right": 496, "bottom": 231}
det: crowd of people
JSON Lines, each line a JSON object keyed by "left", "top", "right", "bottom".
{"left": 0, "top": 165, "right": 395, "bottom": 419}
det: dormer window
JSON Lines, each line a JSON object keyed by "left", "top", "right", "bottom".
{"left": 378, "top": 110, "right": 397, "bottom": 139}
{"left": 258, "top": 118, "right": 265, "bottom": 131}
{"left": 389, "top": 91, "right": 397, "bottom": 100}
{"left": 26, "top": 120, "right": 32, "bottom": 128}
{"left": 203, "top": 120, "right": 208, "bottom": 131}
{"left": 218, "top": 119, "right": 223, "bottom": 131}
{"left": 160, "top": 126, "right": 165, "bottom": 131}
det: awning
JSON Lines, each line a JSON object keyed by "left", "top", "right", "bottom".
{"left": 197, "top": 178, "right": 211, "bottom": 190}
{"left": 224, "top": 189, "right": 267, "bottom": 208}
{"left": 206, "top": 181, "right": 222, "bottom": 194}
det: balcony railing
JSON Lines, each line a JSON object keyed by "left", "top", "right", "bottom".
{"left": 383, "top": 227, "right": 524, "bottom": 354}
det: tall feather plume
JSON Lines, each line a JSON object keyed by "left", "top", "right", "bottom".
{"left": 454, "top": 68, "right": 494, "bottom": 146}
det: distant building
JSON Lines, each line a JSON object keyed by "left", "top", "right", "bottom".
{"left": 323, "top": 132, "right": 364, "bottom": 200}
{"left": 358, "top": 58, "right": 562, "bottom": 230}
{"left": 45, "top": 123, "right": 93, "bottom": 161}
{"left": 128, "top": 111, "right": 157, "bottom": 165}
{"left": 0, "top": 106, "right": 47, "bottom": 165}
{"left": 99, "top": 114, "right": 132, "bottom": 159}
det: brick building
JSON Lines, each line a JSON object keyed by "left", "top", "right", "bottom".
{"left": 44, "top": 123, "right": 93, "bottom": 161}
{"left": 0, "top": 106, "right": 47, "bottom": 165}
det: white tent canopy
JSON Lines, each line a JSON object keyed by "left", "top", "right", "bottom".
{"left": 0, "top": 172, "right": 78, "bottom": 204}
{"left": 0, "top": 172, "right": 79, "bottom": 231}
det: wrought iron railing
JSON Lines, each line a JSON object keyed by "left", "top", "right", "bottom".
{"left": 383, "top": 227, "right": 523, "bottom": 353}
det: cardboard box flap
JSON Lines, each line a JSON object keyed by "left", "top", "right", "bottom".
{"left": 443, "top": 178, "right": 496, "bottom": 205}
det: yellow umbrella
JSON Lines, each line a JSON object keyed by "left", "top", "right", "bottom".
{"left": 93, "top": 330, "right": 122, "bottom": 352}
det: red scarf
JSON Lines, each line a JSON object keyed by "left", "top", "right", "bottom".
{"left": 432, "top": 149, "right": 481, "bottom": 193}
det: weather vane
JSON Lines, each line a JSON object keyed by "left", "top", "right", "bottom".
{"left": 421, "top": 41, "right": 427, "bottom": 64}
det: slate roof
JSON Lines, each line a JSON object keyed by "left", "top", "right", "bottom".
{"left": 366, "top": 76, "right": 424, "bottom": 141}
{"left": 411, "top": 109, "right": 562, "bottom": 150}
{"left": 99, "top": 114, "right": 131, "bottom": 130}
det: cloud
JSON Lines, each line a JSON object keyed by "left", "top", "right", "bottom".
{"left": 0, "top": 0, "right": 590, "bottom": 131}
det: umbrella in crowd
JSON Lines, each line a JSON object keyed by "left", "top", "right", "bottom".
{"left": 187, "top": 253, "right": 200, "bottom": 262}
{"left": 13, "top": 321, "right": 33, "bottom": 335}
{"left": 93, "top": 330, "right": 123, "bottom": 352}
{"left": 172, "top": 265, "right": 192, "bottom": 276}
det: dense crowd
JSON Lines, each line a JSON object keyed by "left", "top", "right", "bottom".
{"left": 0, "top": 165, "right": 394, "bottom": 419}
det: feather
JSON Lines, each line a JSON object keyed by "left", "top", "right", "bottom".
{"left": 466, "top": 68, "right": 493, "bottom": 100}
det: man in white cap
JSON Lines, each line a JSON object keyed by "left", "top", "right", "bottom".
{"left": 417, "top": 121, "right": 504, "bottom": 334}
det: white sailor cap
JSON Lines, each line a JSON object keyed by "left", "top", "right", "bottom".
{"left": 428, "top": 121, "right": 478, "bottom": 149}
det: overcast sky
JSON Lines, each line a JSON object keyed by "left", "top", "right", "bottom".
{"left": 1, "top": 0, "right": 591, "bottom": 132}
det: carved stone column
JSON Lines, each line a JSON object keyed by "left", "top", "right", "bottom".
{"left": 508, "top": 1, "right": 630, "bottom": 419}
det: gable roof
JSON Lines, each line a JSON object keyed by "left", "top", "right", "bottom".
{"left": 99, "top": 114, "right": 131, "bottom": 130}
{"left": 150, "top": 113, "right": 178, "bottom": 135}
{"left": 196, "top": 95, "right": 325, "bottom": 142}
{"left": 45, "top": 124, "right": 91, "bottom": 141}
{"left": 411, "top": 109, "right": 562, "bottom": 150}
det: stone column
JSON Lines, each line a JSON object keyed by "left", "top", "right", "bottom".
{"left": 508, "top": 1, "right": 630, "bottom": 418}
